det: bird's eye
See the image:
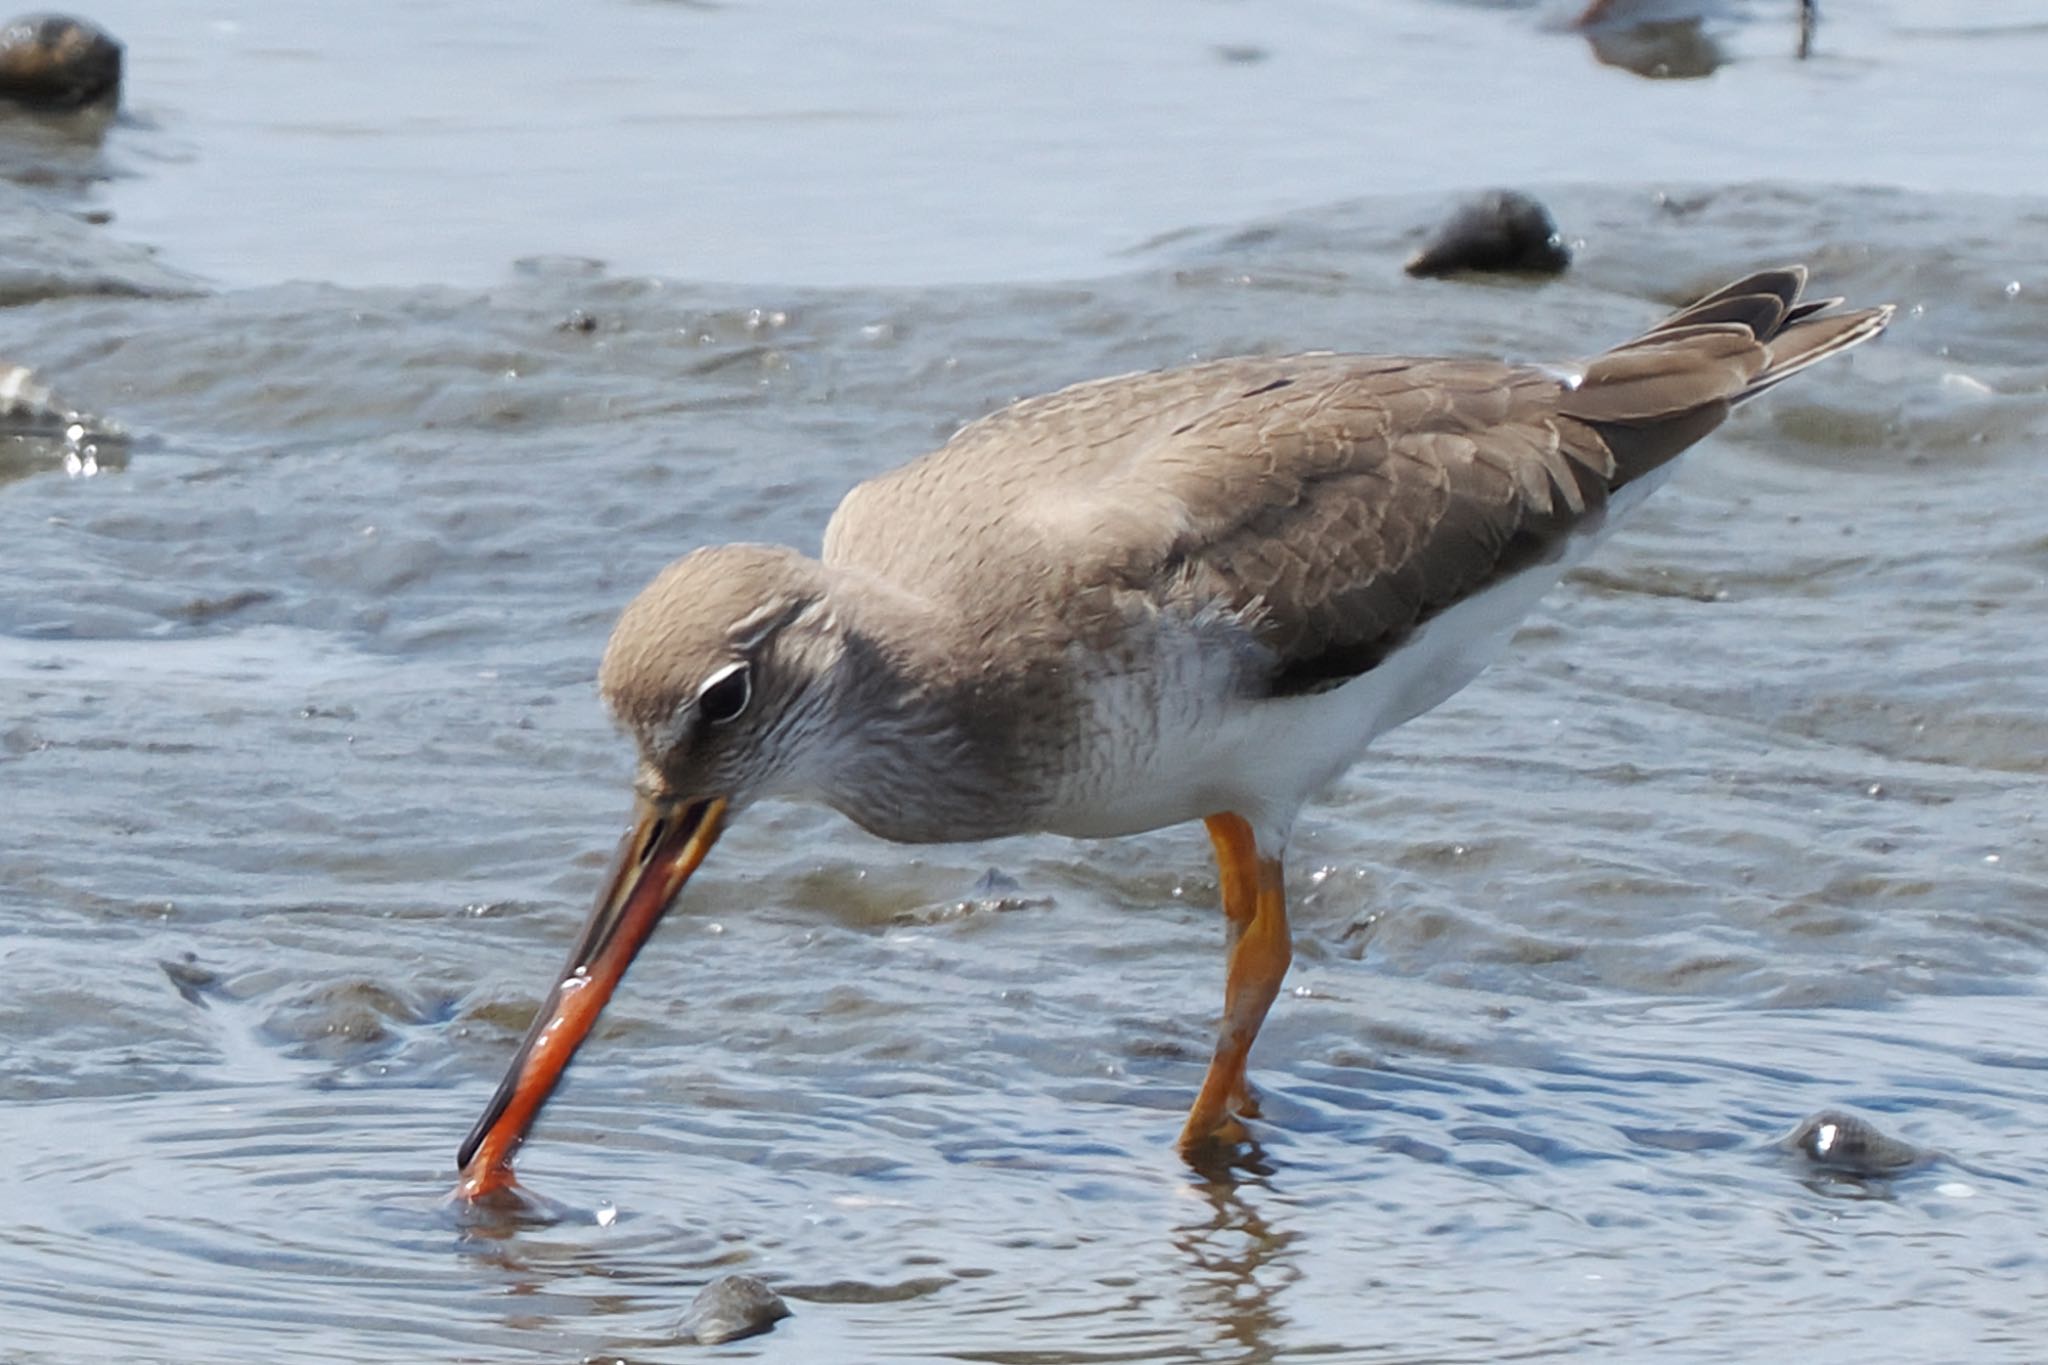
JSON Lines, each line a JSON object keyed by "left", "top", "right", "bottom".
{"left": 695, "top": 661, "right": 751, "bottom": 725}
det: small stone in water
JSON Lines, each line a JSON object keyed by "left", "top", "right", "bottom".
{"left": 1405, "top": 190, "right": 1571, "bottom": 279}
{"left": 1781, "top": 1109, "right": 1928, "bottom": 1177}
{"left": 679, "top": 1274, "right": 790, "bottom": 1345}
{"left": 0, "top": 12, "right": 122, "bottom": 109}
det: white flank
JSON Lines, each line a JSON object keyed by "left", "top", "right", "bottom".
{"left": 1043, "top": 464, "right": 1683, "bottom": 848}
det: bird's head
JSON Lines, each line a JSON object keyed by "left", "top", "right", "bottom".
{"left": 601, "top": 543, "right": 843, "bottom": 811}
{"left": 456, "top": 544, "right": 841, "bottom": 1194}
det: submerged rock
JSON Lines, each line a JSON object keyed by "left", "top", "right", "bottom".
{"left": 679, "top": 1274, "right": 791, "bottom": 1345}
{"left": 1405, "top": 191, "right": 1570, "bottom": 279}
{"left": 159, "top": 953, "right": 224, "bottom": 1008}
{"left": 1781, "top": 1109, "right": 1929, "bottom": 1177}
{"left": 0, "top": 13, "right": 121, "bottom": 110}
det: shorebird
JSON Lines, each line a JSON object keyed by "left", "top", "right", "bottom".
{"left": 457, "top": 266, "right": 1889, "bottom": 1195}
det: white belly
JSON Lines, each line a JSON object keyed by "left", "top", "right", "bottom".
{"left": 1041, "top": 470, "right": 1676, "bottom": 846}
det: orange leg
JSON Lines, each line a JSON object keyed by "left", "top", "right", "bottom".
{"left": 1179, "top": 813, "right": 1292, "bottom": 1152}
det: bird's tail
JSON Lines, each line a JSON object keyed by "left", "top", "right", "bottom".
{"left": 1557, "top": 265, "right": 1892, "bottom": 478}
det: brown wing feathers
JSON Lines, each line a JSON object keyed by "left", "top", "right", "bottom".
{"left": 1252, "top": 267, "right": 1889, "bottom": 695}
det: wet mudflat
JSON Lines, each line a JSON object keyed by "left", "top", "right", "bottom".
{"left": 2, "top": 2, "right": 2046, "bottom": 1361}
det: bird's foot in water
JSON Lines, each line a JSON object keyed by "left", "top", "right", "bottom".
{"left": 1176, "top": 1110, "right": 1281, "bottom": 1178}
{"left": 1179, "top": 1096, "right": 1253, "bottom": 1162}
{"left": 1177, "top": 1108, "right": 1252, "bottom": 1155}
{"left": 1177, "top": 1064, "right": 1267, "bottom": 1154}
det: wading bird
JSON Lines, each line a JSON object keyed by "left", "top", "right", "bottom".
{"left": 457, "top": 266, "right": 1889, "bottom": 1195}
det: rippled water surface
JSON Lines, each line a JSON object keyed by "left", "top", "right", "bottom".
{"left": 3, "top": 2, "right": 2046, "bottom": 1362}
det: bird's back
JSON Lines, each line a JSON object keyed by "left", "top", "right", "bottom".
{"left": 825, "top": 267, "right": 1890, "bottom": 704}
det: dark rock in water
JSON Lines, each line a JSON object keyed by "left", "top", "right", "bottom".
{"left": 0, "top": 13, "right": 121, "bottom": 110}
{"left": 679, "top": 1274, "right": 790, "bottom": 1345}
{"left": 1781, "top": 1109, "right": 1929, "bottom": 1177}
{"left": 1405, "top": 191, "right": 1570, "bottom": 279}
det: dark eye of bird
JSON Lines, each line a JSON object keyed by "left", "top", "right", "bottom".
{"left": 696, "top": 662, "right": 751, "bottom": 725}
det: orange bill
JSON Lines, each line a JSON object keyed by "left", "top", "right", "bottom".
{"left": 455, "top": 794, "right": 728, "bottom": 1198}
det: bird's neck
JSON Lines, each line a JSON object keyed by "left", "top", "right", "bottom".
{"left": 810, "top": 567, "right": 1036, "bottom": 842}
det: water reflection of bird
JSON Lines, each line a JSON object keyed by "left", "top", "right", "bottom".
{"left": 456, "top": 267, "right": 1889, "bottom": 1195}
{"left": 1174, "top": 1169, "right": 1300, "bottom": 1354}
{"left": 1573, "top": 0, "right": 1820, "bottom": 75}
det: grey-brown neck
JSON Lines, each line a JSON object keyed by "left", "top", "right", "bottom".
{"left": 598, "top": 544, "right": 1059, "bottom": 843}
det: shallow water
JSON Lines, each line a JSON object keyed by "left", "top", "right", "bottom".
{"left": 3, "top": 2, "right": 2047, "bottom": 1362}
{"left": 31, "top": 0, "right": 2048, "bottom": 289}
